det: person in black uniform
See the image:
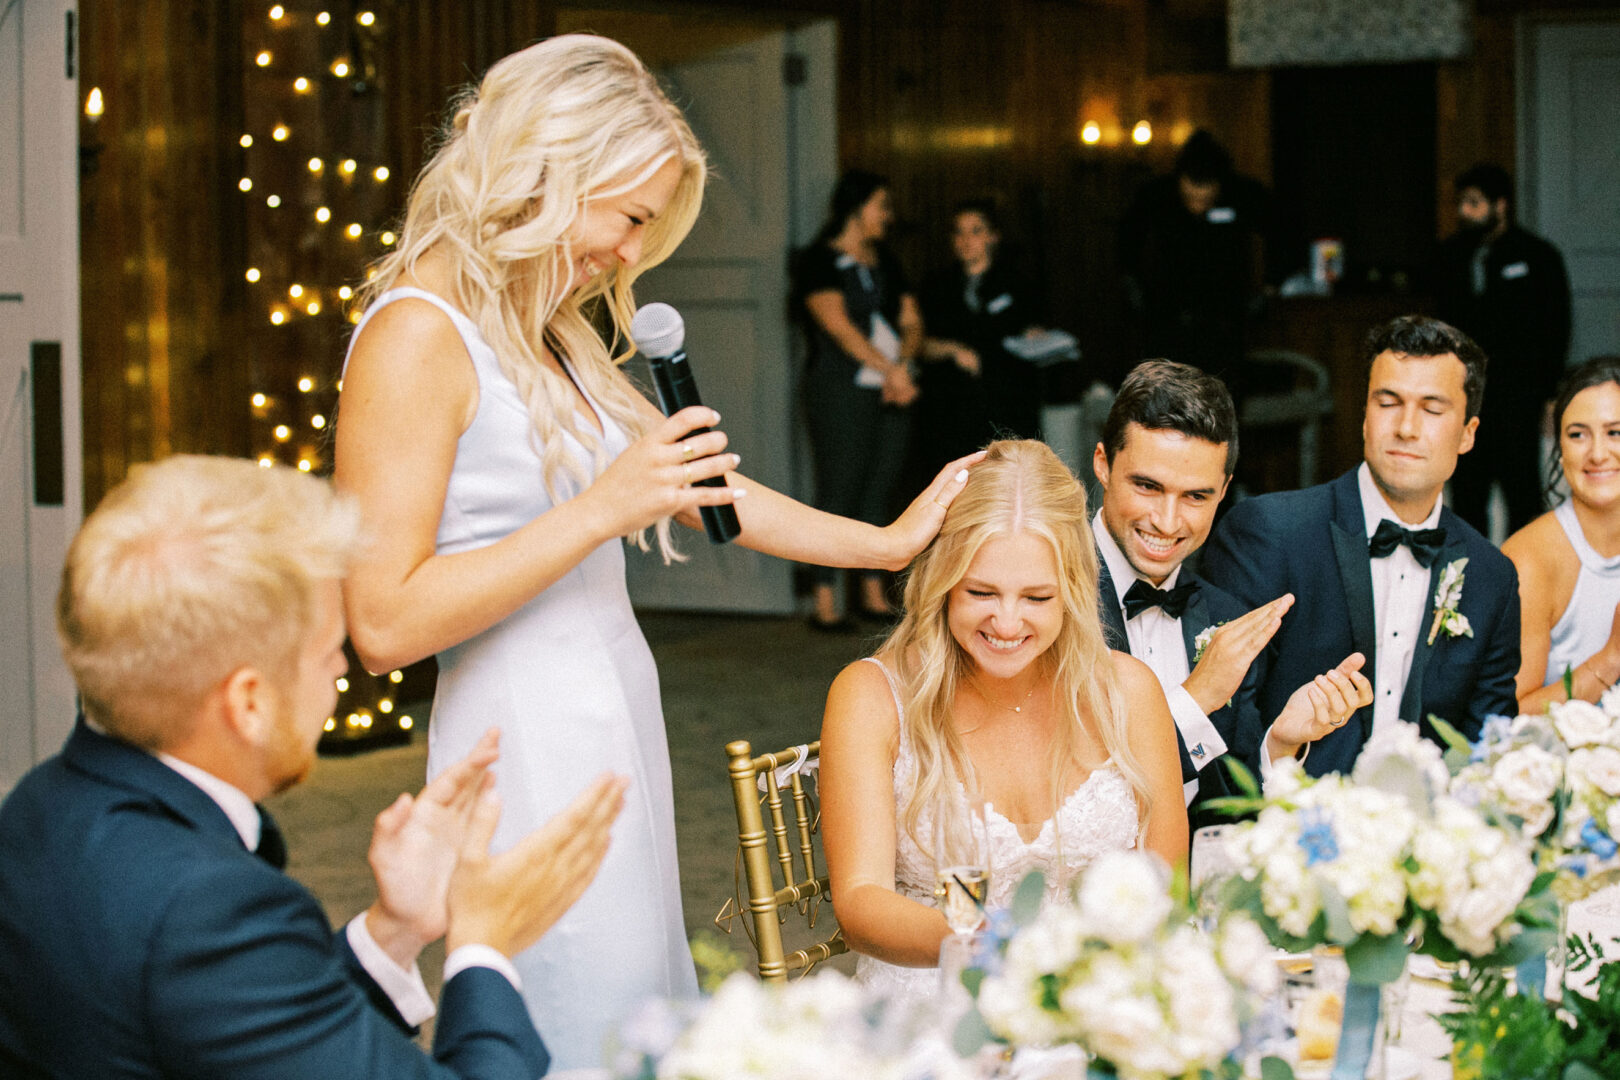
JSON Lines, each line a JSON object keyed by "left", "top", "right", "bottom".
{"left": 1118, "top": 130, "right": 1271, "bottom": 388}
{"left": 1435, "top": 162, "right": 1572, "bottom": 536}
{"left": 914, "top": 199, "right": 1044, "bottom": 475}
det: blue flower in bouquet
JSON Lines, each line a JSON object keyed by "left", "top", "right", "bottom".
{"left": 1297, "top": 808, "right": 1340, "bottom": 867}
{"left": 1581, "top": 818, "right": 1619, "bottom": 861}
{"left": 1473, "top": 715, "right": 1516, "bottom": 762}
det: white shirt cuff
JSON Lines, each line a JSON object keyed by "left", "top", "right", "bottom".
{"left": 1166, "top": 684, "right": 1228, "bottom": 772}
{"left": 443, "top": 944, "right": 523, "bottom": 993}
{"left": 1258, "top": 722, "right": 1308, "bottom": 786}
{"left": 346, "top": 913, "right": 436, "bottom": 1028}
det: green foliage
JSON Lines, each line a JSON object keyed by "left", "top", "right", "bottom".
{"left": 1438, "top": 935, "right": 1620, "bottom": 1080}
{"left": 687, "top": 931, "right": 748, "bottom": 993}
{"left": 1009, "top": 869, "right": 1047, "bottom": 928}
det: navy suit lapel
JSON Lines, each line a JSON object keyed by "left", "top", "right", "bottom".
{"left": 1329, "top": 475, "right": 1379, "bottom": 744}
{"left": 1400, "top": 532, "right": 1467, "bottom": 724}
{"left": 1179, "top": 585, "right": 1213, "bottom": 663}
{"left": 1096, "top": 551, "right": 1130, "bottom": 653}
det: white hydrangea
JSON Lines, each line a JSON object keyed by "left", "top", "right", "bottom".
{"left": 1353, "top": 719, "right": 1451, "bottom": 801}
{"left": 1216, "top": 913, "right": 1279, "bottom": 997}
{"left": 1074, "top": 850, "right": 1172, "bottom": 945}
{"left": 1410, "top": 797, "right": 1537, "bottom": 957}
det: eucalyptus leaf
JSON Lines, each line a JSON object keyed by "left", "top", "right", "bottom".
{"left": 1259, "top": 1054, "right": 1297, "bottom": 1080}
{"left": 1224, "top": 757, "right": 1261, "bottom": 798}
{"left": 952, "top": 1007, "right": 994, "bottom": 1057}
{"left": 960, "top": 967, "right": 984, "bottom": 998}
{"left": 1010, "top": 870, "right": 1047, "bottom": 928}
{"left": 1563, "top": 1062, "right": 1605, "bottom": 1080}
{"left": 1495, "top": 926, "right": 1557, "bottom": 968}
{"left": 1346, "top": 932, "right": 1409, "bottom": 985}
{"left": 1427, "top": 714, "right": 1475, "bottom": 757}
{"left": 1318, "top": 882, "right": 1355, "bottom": 944}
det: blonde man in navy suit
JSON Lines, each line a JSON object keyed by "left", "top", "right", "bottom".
{"left": 0, "top": 455, "right": 627, "bottom": 1079}
{"left": 1092, "top": 361, "right": 1373, "bottom": 818}
{"left": 1204, "top": 316, "right": 1522, "bottom": 776}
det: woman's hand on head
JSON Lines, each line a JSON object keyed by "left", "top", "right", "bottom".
{"left": 579, "top": 405, "right": 744, "bottom": 539}
{"left": 875, "top": 451, "right": 985, "bottom": 570}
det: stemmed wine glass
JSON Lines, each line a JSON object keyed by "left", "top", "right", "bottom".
{"left": 935, "top": 791, "right": 993, "bottom": 987}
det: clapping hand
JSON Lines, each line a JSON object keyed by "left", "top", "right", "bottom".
{"left": 1268, "top": 652, "right": 1375, "bottom": 761}
{"left": 1182, "top": 594, "right": 1295, "bottom": 715}
{"left": 364, "top": 728, "right": 502, "bottom": 968}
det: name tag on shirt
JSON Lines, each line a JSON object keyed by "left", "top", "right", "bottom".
{"left": 1206, "top": 206, "right": 1236, "bottom": 224}
{"left": 1501, "top": 261, "right": 1530, "bottom": 280}
{"left": 986, "top": 293, "right": 1013, "bottom": 315}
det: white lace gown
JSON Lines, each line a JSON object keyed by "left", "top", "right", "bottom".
{"left": 853, "top": 658, "right": 1141, "bottom": 1005}
{"left": 347, "top": 289, "right": 699, "bottom": 1070}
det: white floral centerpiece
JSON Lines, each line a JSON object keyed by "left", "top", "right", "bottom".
{"left": 962, "top": 850, "right": 1277, "bottom": 1080}
{"left": 612, "top": 969, "right": 975, "bottom": 1080}
{"left": 1216, "top": 721, "right": 1553, "bottom": 976}
{"left": 1446, "top": 699, "right": 1620, "bottom": 901}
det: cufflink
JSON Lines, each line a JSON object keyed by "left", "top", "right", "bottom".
{"left": 1190, "top": 743, "right": 1206, "bottom": 759}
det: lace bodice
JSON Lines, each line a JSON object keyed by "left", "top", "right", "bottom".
{"left": 852, "top": 658, "right": 1140, "bottom": 1002}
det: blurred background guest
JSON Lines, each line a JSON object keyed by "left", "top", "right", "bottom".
{"left": 1436, "top": 162, "right": 1572, "bottom": 538}
{"left": 793, "top": 169, "right": 923, "bottom": 630}
{"left": 1503, "top": 357, "right": 1620, "bottom": 711}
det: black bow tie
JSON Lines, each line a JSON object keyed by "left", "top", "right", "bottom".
{"left": 1122, "top": 578, "right": 1198, "bottom": 620}
{"left": 254, "top": 806, "right": 287, "bottom": 870}
{"left": 1368, "top": 519, "right": 1446, "bottom": 568}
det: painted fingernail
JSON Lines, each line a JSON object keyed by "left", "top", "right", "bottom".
{"left": 954, "top": 469, "right": 969, "bottom": 483}
{"left": 732, "top": 488, "right": 748, "bottom": 498}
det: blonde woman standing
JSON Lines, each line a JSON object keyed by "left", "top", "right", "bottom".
{"left": 819, "top": 440, "right": 1187, "bottom": 1004}
{"left": 335, "top": 35, "right": 975, "bottom": 1067}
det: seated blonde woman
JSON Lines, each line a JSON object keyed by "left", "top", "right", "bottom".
{"left": 819, "top": 439, "right": 1188, "bottom": 1001}
{"left": 1504, "top": 356, "right": 1620, "bottom": 712}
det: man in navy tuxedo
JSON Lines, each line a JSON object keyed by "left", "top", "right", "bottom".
{"left": 1091, "top": 361, "right": 1372, "bottom": 819}
{"left": 1203, "top": 316, "right": 1521, "bottom": 777}
{"left": 0, "top": 455, "right": 627, "bottom": 1079}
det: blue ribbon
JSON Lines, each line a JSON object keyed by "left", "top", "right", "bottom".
{"left": 1516, "top": 953, "right": 1548, "bottom": 1001}
{"left": 1330, "top": 982, "right": 1381, "bottom": 1080}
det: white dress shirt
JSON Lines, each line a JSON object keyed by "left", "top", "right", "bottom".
{"left": 1259, "top": 463, "right": 1441, "bottom": 777}
{"left": 152, "top": 751, "right": 519, "bottom": 1025}
{"left": 1093, "top": 512, "right": 1228, "bottom": 806}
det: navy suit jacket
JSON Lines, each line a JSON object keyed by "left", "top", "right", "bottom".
{"left": 1202, "top": 468, "right": 1520, "bottom": 776}
{"left": 1098, "top": 557, "right": 1265, "bottom": 813}
{"left": 0, "top": 722, "right": 550, "bottom": 1080}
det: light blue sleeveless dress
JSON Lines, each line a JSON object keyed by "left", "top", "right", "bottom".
{"left": 347, "top": 288, "right": 698, "bottom": 1069}
{"left": 1545, "top": 499, "right": 1620, "bottom": 687}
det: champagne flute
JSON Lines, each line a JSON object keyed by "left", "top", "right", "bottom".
{"left": 935, "top": 793, "right": 992, "bottom": 937}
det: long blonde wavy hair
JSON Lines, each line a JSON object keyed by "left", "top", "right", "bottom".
{"left": 876, "top": 439, "right": 1154, "bottom": 854}
{"left": 358, "top": 34, "right": 706, "bottom": 557}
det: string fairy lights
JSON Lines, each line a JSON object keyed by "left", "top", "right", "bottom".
{"left": 240, "top": 3, "right": 412, "bottom": 749}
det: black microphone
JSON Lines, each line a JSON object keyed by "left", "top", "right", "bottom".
{"left": 629, "top": 302, "right": 741, "bottom": 544}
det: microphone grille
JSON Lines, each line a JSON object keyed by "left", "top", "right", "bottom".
{"left": 630, "top": 302, "right": 686, "bottom": 358}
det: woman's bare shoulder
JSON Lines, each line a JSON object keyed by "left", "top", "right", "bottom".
{"left": 1503, "top": 511, "right": 1576, "bottom": 584}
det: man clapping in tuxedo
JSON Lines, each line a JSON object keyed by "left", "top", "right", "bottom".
{"left": 1203, "top": 316, "right": 1521, "bottom": 776}
{"left": 0, "top": 455, "right": 627, "bottom": 1079}
{"left": 1092, "top": 361, "right": 1373, "bottom": 816}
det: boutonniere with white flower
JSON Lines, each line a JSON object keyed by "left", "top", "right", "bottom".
{"left": 1193, "top": 622, "right": 1225, "bottom": 664}
{"left": 1427, "top": 556, "right": 1473, "bottom": 645}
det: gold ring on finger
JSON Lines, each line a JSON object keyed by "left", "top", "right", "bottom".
{"left": 681, "top": 441, "right": 694, "bottom": 463}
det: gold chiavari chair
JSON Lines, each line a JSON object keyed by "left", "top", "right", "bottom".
{"left": 714, "top": 738, "right": 847, "bottom": 982}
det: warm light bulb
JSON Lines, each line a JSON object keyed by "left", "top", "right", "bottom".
{"left": 274, "top": 424, "right": 291, "bottom": 441}
{"left": 239, "top": 133, "right": 253, "bottom": 148}
{"left": 266, "top": 194, "right": 280, "bottom": 208}
{"left": 324, "top": 718, "right": 335, "bottom": 732}
{"left": 255, "top": 51, "right": 272, "bottom": 67}
{"left": 85, "top": 87, "right": 105, "bottom": 118}
{"left": 269, "top": 4, "right": 285, "bottom": 19}
{"left": 336, "top": 379, "right": 343, "bottom": 391}
{"left": 245, "top": 267, "right": 261, "bottom": 282}
{"left": 288, "top": 283, "right": 304, "bottom": 298}
{"left": 357, "top": 10, "right": 376, "bottom": 26}
{"left": 314, "top": 206, "right": 331, "bottom": 222}
{"left": 306, "top": 300, "right": 321, "bottom": 315}
{"left": 338, "top": 285, "right": 353, "bottom": 300}
{"left": 258, "top": 456, "right": 275, "bottom": 468}
{"left": 388, "top": 670, "right": 403, "bottom": 683}
{"left": 269, "top": 310, "right": 286, "bottom": 325}
{"left": 348, "top": 311, "right": 361, "bottom": 324}
{"left": 331, "top": 60, "right": 351, "bottom": 78}
{"left": 238, "top": 177, "right": 253, "bottom": 192}
{"left": 311, "top": 414, "right": 327, "bottom": 429}
{"left": 1081, "top": 121, "right": 1101, "bottom": 145}
{"left": 316, "top": 11, "right": 330, "bottom": 25}
{"left": 378, "top": 699, "right": 393, "bottom": 713}
{"left": 1132, "top": 120, "right": 1152, "bottom": 145}
{"left": 340, "top": 158, "right": 357, "bottom": 174}
{"left": 308, "top": 157, "right": 323, "bottom": 172}
{"left": 336, "top": 676, "right": 350, "bottom": 692}
{"left": 272, "top": 124, "right": 290, "bottom": 141}
{"left": 293, "top": 76, "right": 310, "bottom": 93}
{"left": 380, "top": 231, "right": 396, "bottom": 246}
{"left": 251, "top": 392, "right": 267, "bottom": 408}
{"left": 345, "top": 223, "right": 362, "bottom": 239}
{"left": 399, "top": 716, "right": 413, "bottom": 730}
{"left": 297, "top": 376, "right": 314, "bottom": 392}
{"left": 298, "top": 459, "right": 313, "bottom": 473}
{"left": 373, "top": 166, "right": 389, "bottom": 182}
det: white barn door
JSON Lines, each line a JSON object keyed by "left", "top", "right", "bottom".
{"left": 0, "top": 0, "right": 82, "bottom": 795}
{"left": 625, "top": 24, "right": 836, "bottom": 613}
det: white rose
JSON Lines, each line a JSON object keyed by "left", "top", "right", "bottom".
{"left": 1551, "top": 699, "right": 1616, "bottom": 749}
{"left": 1217, "top": 915, "right": 1279, "bottom": 996}
{"left": 1570, "top": 746, "right": 1620, "bottom": 798}
{"left": 1075, "top": 851, "right": 1172, "bottom": 944}
{"left": 1492, "top": 744, "right": 1563, "bottom": 807}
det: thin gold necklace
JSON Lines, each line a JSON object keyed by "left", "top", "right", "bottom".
{"left": 971, "top": 676, "right": 1036, "bottom": 714}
